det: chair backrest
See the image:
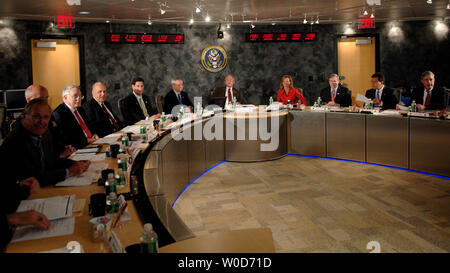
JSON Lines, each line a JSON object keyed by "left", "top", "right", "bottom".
{"left": 393, "top": 88, "right": 402, "bottom": 103}
{"left": 444, "top": 87, "right": 450, "bottom": 110}
{"left": 0, "top": 103, "right": 6, "bottom": 140}
{"left": 156, "top": 93, "right": 165, "bottom": 113}
{"left": 117, "top": 98, "right": 124, "bottom": 120}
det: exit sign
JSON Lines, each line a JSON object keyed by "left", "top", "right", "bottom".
{"left": 359, "top": 18, "right": 375, "bottom": 29}
{"left": 55, "top": 15, "right": 75, "bottom": 29}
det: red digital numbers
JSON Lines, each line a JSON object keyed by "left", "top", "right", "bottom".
{"left": 249, "top": 34, "right": 259, "bottom": 41}
{"left": 55, "top": 15, "right": 74, "bottom": 29}
{"left": 141, "top": 35, "right": 153, "bottom": 42}
{"left": 292, "top": 33, "right": 302, "bottom": 40}
{"left": 263, "top": 34, "right": 273, "bottom": 41}
{"left": 304, "top": 33, "right": 316, "bottom": 41}
{"left": 277, "top": 34, "right": 287, "bottom": 41}
{"left": 174, "top": 35, "right": 183, "bottom": 43}
{"left": 106, "top": 33, "right": 184, "bottom": 44}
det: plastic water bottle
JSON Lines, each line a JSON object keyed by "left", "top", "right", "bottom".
{"left": 121, "top": 134, "right": 129, "bottom": 148}
{"left": 269, "top": 96, "right": 273, "bottom": 105}
{"left": 106, "top": 192, "right": 119, "bottom": 215}
{"left": 117, "top": 169, "right": 126, "bottom": 187}
{"left": 140, "top": 126, "right": 147, "bottom": 142}
{"left": 140, "top": 223, "right": 159, "bottom": 253}
{"left": 105, "top": 173, "right": 117, "bottom": 195}
{"left": 117, "top": 158, "right": 127, "bottom": 172}
{"left": 317, "top": 97, "right": 322, "bottom": 106}
{"left": 411, "top": 100, "right": 417, "bottom": 112}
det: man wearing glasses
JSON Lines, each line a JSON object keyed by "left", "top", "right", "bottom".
{"left": 52, "top": 85, "right": 99, "bottom": 149}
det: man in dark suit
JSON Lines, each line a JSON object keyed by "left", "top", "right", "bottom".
{"left": 0, "top": 99, "right": 90, "bottom": 187}
{"left": 121, "top": 77, "right": 160, "bottom": 125}
{"left": 409, "top": 71, "right": 446, "bottom": 111}
{"left": 11, "top": 84, "right": 75, "bottom": 158}
{"left": 83, "top": 82, "right": 123, "bottom": 137}
{"left": 319, "top": 74, "right": 352, "bottom": 107}
{"left": 1, "top": 177, "right": 49, "bottom": 252}
{"left": 365, "top": 72, "right": 398, "bottom": 110}
{"left": 210, "top": 75, "right": 242, "bottom": 108}
{"left": 52, "top": 85, "right": 99, "bottom": 149}
{"left": 163, "top": 78, "right": 194, "bottom": 114}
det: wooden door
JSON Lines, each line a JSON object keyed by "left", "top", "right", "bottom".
{"left": 31, "top": 38, "right": 80, "bottom": 111}
{"left": 338, "top": 37, "right": 376, "bottom": 107}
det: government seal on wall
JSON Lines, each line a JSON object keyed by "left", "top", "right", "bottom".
{"left": 201, "top": 45, "right": 227, "bottom": 73}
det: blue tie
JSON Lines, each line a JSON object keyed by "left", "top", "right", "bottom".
{"left": 376, "top": 90, "right": 380, "bottom": 100}
{"left": 177, "top": 93, "right": 182, "bottom": 104}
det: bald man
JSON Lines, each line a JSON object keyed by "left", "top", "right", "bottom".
{"left": 11, "top": 85, "right": 76, "bottom": 158}
{"left": 82, "top": 82, "right": 123, "bottom": 137}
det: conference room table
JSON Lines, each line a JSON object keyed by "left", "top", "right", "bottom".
{"left": 5, "top": 105, "right": 449, "bottom": 253}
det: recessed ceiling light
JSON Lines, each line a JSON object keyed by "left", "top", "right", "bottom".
{"left": 79, "top": 11, "right": 90, "bottom": 15}
{"left": 147, "top": 20, "right": 152, "bottom": 25}
{"left": 426, "top": 0, "right": 432, "bottom": 4}
{"left": 205, "top": 15, "right": 211, "bottom": 22}
{"left": 195, "top": 7, "right": 201, "bottom": 13}
{"left": 106, "top": 20, "right": 110, "bottom": 23}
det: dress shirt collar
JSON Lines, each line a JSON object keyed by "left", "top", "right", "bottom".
{"left": 64, "top": 103, "right": 77, "bottom": 113}
{"left": 133, "top": 91, "right": 143, "bottom": 100}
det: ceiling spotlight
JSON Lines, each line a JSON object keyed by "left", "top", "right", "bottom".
{"left": 363, "top": 10, "right": 369, "bottom": 16}
{"left": 271, "top": 22, "right": 276, "bottom": 26}
{"left": 251, "top": 23, "right": 255, "bottom": 28}
{"left": 195, "top": 7, "right": 201, "bottom": 13}
{"left": 303, "top": 18, "right": 307, "bottom": 24}
{"left": 426, "top": 0, "right": 432, "bottom": 4}
{"left": 160, "top": 9, "right": 166, "bottom": 15}
{"left": 226, "top": 23, "right": 231, "bottom": 29}
{"left": 370, "top": 13, "right": 375, "bottom": 18}
{"left": 315, "top": 16, "right": 319, "bottom": 24}
{"left": 106, "top": 20, "right": 110, "bottom": 23}
{"left": 205, "top": 14, "right": 211, "bottom": 22}
{"left": 147, "top": 20, "right": 152, "bottom": 25}
{"left": 447, "top": 3, "right": 450, "bottom": 9}
{"left": 189, "top": 18, "right": 194, "bottom": 25}
{"left": 79, "top": 11, "right": 90, "bottom": 15}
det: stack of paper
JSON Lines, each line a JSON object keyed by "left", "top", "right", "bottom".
{"left": 72, "top": 153, "right": 106, "bottom": 161}
{"left": 93, "top": 133, "right": 121, "bottom": 145}
{"left": 11, "top": 195, "right": 77, "bottom": 242}
{"left": 55, "top": 163, "right": 107, "bottom": 187}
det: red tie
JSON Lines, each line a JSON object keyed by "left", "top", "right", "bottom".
{"left": 331, "top": 89, "right": 336, "bottom": 102}
{"left": 227, "top": 88, "right": 232, "bottom": 103}
{"left": 101, "top": 103, "right": 119, "bottom": 130}
{"left": 74, "top": 109, "right": 93, "bottom": 138}
{"left": 425, "top": 90, "right": 431, "bottom": 107}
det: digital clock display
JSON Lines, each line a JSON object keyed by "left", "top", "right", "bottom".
{"left": 105, "top": 33, "right": 184, "bottom": 44}
{"left": 245, "top": 32, "right": 317, "bottom": 42}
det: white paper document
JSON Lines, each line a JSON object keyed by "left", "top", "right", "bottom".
{"left": 356, "top": 93, "right": 372, "bottom": 104}
{"left": 72, "top": 147, "right": 99, "bottom": 155}
{"left": 11, "top": 217, "right": 75, "bottom": 243}
{"left": 93, "top": 133, "right": 121, "bottom": 145}
{"left": 55, "top": 163, "right": 107, "bottom": 187}
{"left": 72, "top": 153, "right": 106, "bottom": 161}
{"left": 16, "top": 195, "right": 75, "bottom": 221}
{"left": 122, "top": 125, "right": 141, "bottom": 134}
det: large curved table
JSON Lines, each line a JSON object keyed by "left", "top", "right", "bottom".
{"left": 6, "top": 107, "right": 450, "bottom": 252}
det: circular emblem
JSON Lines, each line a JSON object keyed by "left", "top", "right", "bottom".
{"left": 201, "top": 45, "right": 228, "bottom": 73}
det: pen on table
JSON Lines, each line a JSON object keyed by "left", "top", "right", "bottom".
{"left": 113, "top": 202, "right": 128, "bottom": 228}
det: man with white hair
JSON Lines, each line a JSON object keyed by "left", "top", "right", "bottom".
{"left": 409, "top": 71, "right": 446, "bottom": 111}
{"left": 210, "top": 75, "right": 242, "bottom": 108}
{"left": 163, "top": 77, "right": 194, "bottom": 114}
{"left": 52, "top": 85, "right": 99, "bottom": 149}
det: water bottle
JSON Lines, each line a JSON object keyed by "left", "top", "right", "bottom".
{"left": 116, "top": 169, "right": 126, "bottom": 187}
{"left": 232, "top": 97, "right": 237, "bottom": 107}
{"left": 140, "top": 126, "right": 147, "bottom": 142}
{"left": 411, "top": 100, "right": 417, "bottom": 112}
{"left": 117, "top": 158, "right": 127, "bottom": 172}
{"left": 317, "top": 97, "right": 322, "bottom": 106}
{"left": 269, "top": 96, "right": 273, "bottom": 105}
{"left": 369, "top": 100, "right": 373, "bottom": 109}
{"left": 106, "top": 192, "right": 119, "bottom": 215}
{"left": 105, "top": 173, "right": 117, "bottom": 196}
{"left": 121, "top": 134, "right": 129, "bottom": 148}
{"left": 140, "top": 223, "right": 159, "bottom": 253}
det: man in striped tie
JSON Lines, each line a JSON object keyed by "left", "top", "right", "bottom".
{"left": 365, "top": 72, "right": 398, "bottom": 110}
{"left": 52, "top": 85, "right": 99, "bottom": 149}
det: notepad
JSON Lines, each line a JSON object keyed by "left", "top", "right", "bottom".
{"left": 16, "top": 195, "right": 75, "bottom": 221}
{"left": 11, "top": 217, "right": 75, "bottom": 243}
{"left": 55, "top": 163, "right": 107, "bottom": 187}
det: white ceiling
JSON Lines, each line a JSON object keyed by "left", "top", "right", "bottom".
{"left": 0, "top": 0, "right": 449, "bottom": 24}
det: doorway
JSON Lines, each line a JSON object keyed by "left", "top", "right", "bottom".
{"left": 29, "top": 36, "right": 84, "bottom": 111}
{"left": 337, "top": 35, "right": 378, "bottom": 107}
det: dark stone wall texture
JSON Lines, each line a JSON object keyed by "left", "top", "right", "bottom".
{"left": 0, "top": 19, "right": 448, "bottom": 114}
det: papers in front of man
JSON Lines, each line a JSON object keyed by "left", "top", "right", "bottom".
{"left": 16, "top": 195, "right": 75, "bottom": 220}
{"left": 93, "top": 133, "right": 121, "bottom": 145}
{"left": 121, "top": 125, "right": 141, "bottom": 134}
{"left": 356, "top": 93, "right": 372, "bottom": 104}
{"left": 72, "top": 152, "right": 106, "bottom": 161}
{"left": 72, "top": 146, "right": 100, "bottom": 155}
{"left": 11, "top": 217, "right": 75, "bottom": 243}
{"left": 56, "top": 163, "right": 108, "bottom": 187}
